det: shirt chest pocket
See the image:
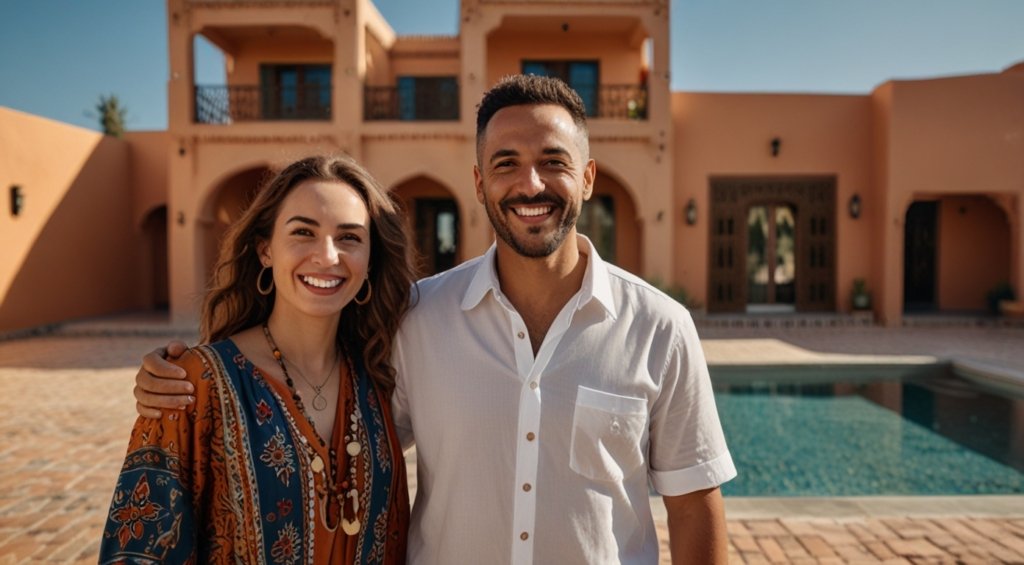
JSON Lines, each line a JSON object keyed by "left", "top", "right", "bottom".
{"left": 569, "top": 386, "right": 648, "bottom": 482}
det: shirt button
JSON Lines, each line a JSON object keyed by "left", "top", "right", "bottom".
{"left": 526, "top": 432, "right": 536, "bottom": 441}
{"left": 517, "top": 331, "right": 525, "bottom": 339}
{"left": 523, "top": 483, "right": 532, "bottom": 492}
{"left": 529, "top": 381, "right": 538, "bottom": 390}
{"left": 520, "top": 532, "right": 529, "bottom": 541}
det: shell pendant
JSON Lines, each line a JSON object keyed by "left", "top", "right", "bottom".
{"left": 342, "top": 517, "right": 361, "bottom": 535}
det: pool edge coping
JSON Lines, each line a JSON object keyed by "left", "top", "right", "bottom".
{"left": 650, "top": 495, "right": 1024, "bottom": 521}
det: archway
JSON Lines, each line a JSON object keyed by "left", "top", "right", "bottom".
{"left": 200, "top": 167, "right": 269, "bottom": 288}
{"left": 577, "top": 171, "right": 641, "bottom": 274}
{"left": 390, "top": 176, "right": 462, "bottom": 277}
{"left": 140, "top": 206, "right": 169, "bottom": 310}
{"left": 904, "top": 195, "right": 1011, "bottom": 313}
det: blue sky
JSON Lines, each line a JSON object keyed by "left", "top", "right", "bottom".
{"left": 1, "top": 0, "right": 1022, "bottom": 132}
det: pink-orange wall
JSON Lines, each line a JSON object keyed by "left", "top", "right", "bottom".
{"left": 126, "top": 131, "right": 171, "bottom": 224}
{"left": 487, "top": 30, "right": 644, "bottom": 85}
{"left": 936, "top": 196, "right": 1011, "bottom": 311}
{"left": 670, "top": 93, "right": 874, "bottom": 308}
{"left": 227, "top": 40, "right": 334, "bottom": 85}
{"left": 876, "top": 72, "right": 1024, "bottom": 324}
{"left": 390, "top": 37, "right": 460, "bottom": 78}
{"left": 0, "top": 108, "right": 148, "bottom": 333}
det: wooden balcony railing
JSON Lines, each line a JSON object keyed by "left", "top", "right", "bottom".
{"left": 194, "top": 84, "right": 331, "bottom": 123}
{"left": 363, "top": 85, "right": 460, "bottom": 121}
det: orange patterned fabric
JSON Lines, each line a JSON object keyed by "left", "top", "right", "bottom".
{"left": 99, "top": 340, "right": 408, "bottom": 564}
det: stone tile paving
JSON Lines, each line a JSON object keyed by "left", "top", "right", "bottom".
{"left": 1, "top": 326, "right": 1023, "bottom": 563}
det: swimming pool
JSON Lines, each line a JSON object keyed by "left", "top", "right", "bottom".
{"left": 715, "top": 373, "right": 1024, "bottom": 496}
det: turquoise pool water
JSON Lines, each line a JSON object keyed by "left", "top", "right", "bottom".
{"left": 716, "top": 376, "right": 1024, "bottom": 496}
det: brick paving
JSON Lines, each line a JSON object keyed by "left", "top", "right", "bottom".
{"left": 1, "top": 321, "right": 1022, "bottom": 563}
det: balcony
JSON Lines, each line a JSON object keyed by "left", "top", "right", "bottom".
{"left": 194, "top": 84, "right": 331, "bottom": 124}
{"left": 593, "top": 85, "right": 648, "bottom": 120}
{"left": 364, "top": 79, "right": 460, "bottom": 121}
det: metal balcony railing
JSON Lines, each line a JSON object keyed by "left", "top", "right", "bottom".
{"left": 363, "top": 85, "right": 460, "bottom": 121}
{"left": 194, "top": 84, "right": 331, "bottom": 124}
{"left": 594, "top": 84, "right": 648, "bottom": 120}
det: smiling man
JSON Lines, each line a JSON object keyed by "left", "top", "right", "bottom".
{"left": 392, "top": 74, "right": 736, "bottom": 564}
{"left": 133, "top": 74, "right": 736, "bottom": 564}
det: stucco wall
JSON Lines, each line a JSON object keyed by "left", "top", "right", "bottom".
{"left": 487, "top": 31, "right": 643, "bottom": 85}
{"left": 876, "top": 73, "right": 1024, "bottom": 324}
{"left": 0, "top": 108, "right": 146, "bottom": 333}
{"left": 671, "top": 92, "right": 874, "bottom": 308}
{"left": 936, "top": 196, "right": 1011, "bottom": 311}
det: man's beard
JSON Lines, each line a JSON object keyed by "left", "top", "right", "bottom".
{"left": 485, "top": 192, "right": 580, "bottom": 258}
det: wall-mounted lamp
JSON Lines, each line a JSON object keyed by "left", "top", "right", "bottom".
{"left": 848, "top": 194, "right": 862, "bottom": 219}
{"left": 770, "top": 137, "right": 781, "bottom": 157}
{"left": 685, "top": 198, "right": 698, "bottom": 226}
{"left": 9, "top": 185, "right": 24, "bottom": 217}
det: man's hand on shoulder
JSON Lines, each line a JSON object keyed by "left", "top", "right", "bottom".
{"left": 134, "top": 340, "right": 193, "bottom": 419}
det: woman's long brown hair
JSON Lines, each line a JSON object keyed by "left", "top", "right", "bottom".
{"left": 200, "top": 155, "right": 417, "bottom": 391}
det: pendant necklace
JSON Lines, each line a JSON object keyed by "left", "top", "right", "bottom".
{"left": 262, "top": 323, "right": 365, "bottom": 535}
{"left": 288, "top": 352, "right": 337, "bottom": 411}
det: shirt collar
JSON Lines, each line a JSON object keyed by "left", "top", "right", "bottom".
{"left": 460, "top": 235, "right": 617, "bottom": 319}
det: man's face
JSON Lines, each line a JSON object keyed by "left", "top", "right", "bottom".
{"left": 474, "top": 104, "right": 595, "bottom": 258}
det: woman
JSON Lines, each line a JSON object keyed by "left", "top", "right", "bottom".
{"left": 99, "top": 155, "right": 416, "bottom": 563}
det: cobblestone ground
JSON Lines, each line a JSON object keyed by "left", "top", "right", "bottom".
{"left": 1, "top": 330, "right": 1023, "bottom": 563}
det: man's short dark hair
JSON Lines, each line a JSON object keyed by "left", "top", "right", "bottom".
{"left": 475, "top": 74, "right": 590, "bottom": 162}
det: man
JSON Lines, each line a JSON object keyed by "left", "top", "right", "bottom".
{"left": 134, "top": 74, "right": 736, "bottom": 564}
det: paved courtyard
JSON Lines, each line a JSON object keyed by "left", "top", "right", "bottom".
{"left": 0, "top": 316, "right": 1022, "bottom": 563}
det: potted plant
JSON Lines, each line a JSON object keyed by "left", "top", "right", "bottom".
{"left": 986, "top": 282, "right": 1015, "bottom": 315}
{"left": 851, "top": 278, "right": 871, "bottom": 310}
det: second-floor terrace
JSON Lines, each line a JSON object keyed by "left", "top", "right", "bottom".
{"left": 172, "top": 0, "right": 660, "bottom": 129}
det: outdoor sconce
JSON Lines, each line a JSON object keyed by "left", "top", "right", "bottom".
{"left": 848, "top": 193, "right": 862, "bottom": 219}
{"left": 9, "top": 185, "right": 24, "bottom": 217}
{"left": 685, "top": 198, "right": 698, "bottom": 226}
{"left": 770, "top": 137, "right": 781, "bottom": 157}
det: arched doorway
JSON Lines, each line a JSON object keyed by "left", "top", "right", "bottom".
{"left": 577, "top": 171, "right": 641, "bottom": 274}
{"left": 390, "top": 176, "right": 461, "bottom": 277}
{"left": 140, "top": 206, "right": 169, "bottom": 310}
{"left": 201, "top": 167, "right": 268, "bottom": 287}
{"left": 904, "top": 195, "right": 1011, "bottom": 313}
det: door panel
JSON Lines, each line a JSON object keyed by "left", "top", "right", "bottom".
{"left": 708, "top": 178, "right": 836, "bottom": 313}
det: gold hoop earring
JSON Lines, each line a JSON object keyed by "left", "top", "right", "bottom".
{"left": 354, "top": 278, "right": 372, "bottom": 305}
{"left": 257, "top": 266, "right": 275, "bottom": 296}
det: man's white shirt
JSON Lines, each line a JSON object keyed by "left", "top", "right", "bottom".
{"left": 392, "top": 236, "right": 736, "bottom": 564}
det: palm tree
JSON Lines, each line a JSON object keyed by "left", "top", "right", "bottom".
{"left": 94, "top": 94, "right": 127, "bottom": 137}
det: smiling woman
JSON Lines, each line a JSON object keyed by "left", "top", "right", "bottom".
{"left": 99, "top": 155, "right": 417, "bottom": 563}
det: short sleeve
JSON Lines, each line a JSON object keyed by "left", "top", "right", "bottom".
{"left": 647, "top": 313, "right": 737, "bottom": 496}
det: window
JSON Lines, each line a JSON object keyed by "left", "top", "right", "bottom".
{"left": 397, "top": 76, "right": 459, "bottom": 120}
{"left": 522, "top": 60, "right": 599, "bottom": 117}
{"left": 259, "top": 64, "right": 331, "bottom": 120}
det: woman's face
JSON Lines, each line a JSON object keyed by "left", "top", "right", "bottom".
{"left": 259, "top": 179, "right": 372, "bottom": 321}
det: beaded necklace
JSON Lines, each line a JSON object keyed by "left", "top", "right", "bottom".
{"left": 262, "top": 323, "right": 365, "bottom": 535}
